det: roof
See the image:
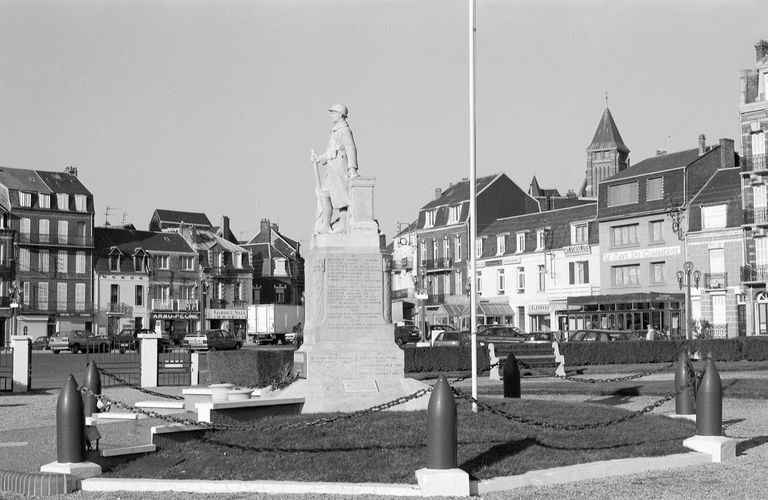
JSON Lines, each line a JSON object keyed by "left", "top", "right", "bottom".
{"left": 0, "top": 166, "right": 92, "bottom": 196}
{"left": 152, "top": 209, "right": 212, "bottom": 227}
{"left": 35, "top": 170, "right": 92, "bottom": 196}
{"left": 690, "top": 168, "right": 742, "bottom": 206}
{"left": 607, "top": 147, "right": 704, "bottom": 181}
{"left": 421, "top": 174, "right": 499, "bottom": 210}
{"left": 94, "top": 227, "right": 194, "bottom": 255}
{"left": 587, "top": 108, "right": 629, "bottom": 153}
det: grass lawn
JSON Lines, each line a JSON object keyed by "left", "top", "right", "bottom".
{"left": 105, "top": 398, "right": 695, "bottom": 484}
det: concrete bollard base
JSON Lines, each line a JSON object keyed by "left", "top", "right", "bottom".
{"left": 415, "top": 468, "right": 470, "bottom": 497}
{"left": 683, "top": 435, "right": 737, "bottom": 462}
{"left": 40, "top": 461, "right": 102, "bottom": 481}
{"left": 668, "top": 413, "right": 696, "bottom": 422}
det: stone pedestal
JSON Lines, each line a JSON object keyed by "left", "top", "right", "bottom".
{"left": 282, "top": 177, "right": 429, "bottom": 413}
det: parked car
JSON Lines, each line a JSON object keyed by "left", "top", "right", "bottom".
{"left": 475, "top": 325, "right": 528, "bottom": 346}
{"left": 427, "top": 324, "right": 456, "bottom": 341}
{"left": 31, "top": 336, "right": 50, "bottom": 350}
{"left": 394, "top": 325, "right": 421, "bottom": 346}
{"left": 432, "top": 330, "right": 471, "bottom": 347}
{"left": 111, "top": 328, "right": 171, "bottom": 353}
{"left": 525, "top": 331, "right": 557, "bottom": 343}
{"left": 568, "top": 329, "right": 641, "bottom": 342}
{"left": 182, "top": 329, "right": 242, "bottom": 351}
{"left": 50, "top": 330, "right": 111, "bottom": 354}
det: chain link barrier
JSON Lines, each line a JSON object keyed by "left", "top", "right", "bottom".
{"left": 557, "top": 361, "right": 676, "bottom": 384}
{"left": 96, "top": 366, "right": 185, "bottom": 401}
{"left": 451, "top": 368, "right": 705, "bottom": 432}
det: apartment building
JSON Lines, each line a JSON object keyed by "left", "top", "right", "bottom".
{"left": 242, "top": 219, "right": 304, "bottom": 306}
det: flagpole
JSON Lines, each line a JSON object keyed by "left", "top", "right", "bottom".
{"left": 468, "top": 0, "right": 478, "bottom": 413}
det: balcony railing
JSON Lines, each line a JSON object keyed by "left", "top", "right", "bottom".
{"left": 704, "top": 272, "right": 728, "bottom": 289}
{"left": 108, "top": 302, "right": 129, "bottom": 314}
{"left": 391, "top": 289, "right": 414, "bottom": 300}
{"left": 425, "top": 293, "right": 447, "bottom": 305}
{"left": 744, "top": 207, "right": 768, "bottom": 225}
{"left": 176, "top": 299, "right": 199, "bottom": 312}
{"left": 16, "top": 233, "right": 93, "bottom": 247}
{"left": 150, "top": 298, "right": 200, "bottom": 312}
{"left": 231, "top": 300, "right": 249, "bottom": 309}
{"left": 742, "top": 153, "right": 767, "bottom": 173}
{"left": 711, "top": 324, "right": 728, "bottom": 339}
{"left": 151, "top": 299, "right": 174, "bottom": 311}
{"left": 741, "top": 264, "right": 768, "bottom": 283}
{"left": 390, "top": 257, "right": 414, "bottom": 272}
{"left": 424, "top": 257, "right": 453, "bottom": 271}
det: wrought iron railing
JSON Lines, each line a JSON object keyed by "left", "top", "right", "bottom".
{"left": 741, "top": 264, "right": 768, "bottom": 282}
{"left": 16, "top": 233, "right": 93, "bottom": 246}
{"left": 391, "top": 289, "right": 414, "bottom": 300}
{"left": 704, "top": 272, "right": 727, "bottom": 289}
{"left": 742, "top": 153, "right": 767, "bottom": 172}
{"left": 711, "top": 324, "right": 728, "bottom": 339}
{"left": 743, "top": 207, "right": 768, "bottom": 225}
{"left": 424, "top": 257, "right": 453, "bottom": 271}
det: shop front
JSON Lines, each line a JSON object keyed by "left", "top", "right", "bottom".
{"left": 151, "top": 311, "right": 200, "bottom": 340}
{"left": 205, "top": 308, "right": 248, "bottom": 340}
{"left": 527, "top": 302, "right": 552, "bottom": 332}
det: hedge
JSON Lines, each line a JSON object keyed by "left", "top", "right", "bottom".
{"left": 403, "top": 345, "right": 490, "bottom": 373}
{"left": 207, "top": 350, "right": 294, "bottom": 387}
{"left": 558, "top": 337, "right": 768, "bottom": 366}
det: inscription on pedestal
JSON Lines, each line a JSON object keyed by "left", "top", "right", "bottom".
{"left": 324, "top": 254, "right": 383, "bottom": 327}
{"left": 343, "top": 380, "right": 379, "bottom": 393}
{"left": 356, "top": 351, "right": 403, "bottom": 378}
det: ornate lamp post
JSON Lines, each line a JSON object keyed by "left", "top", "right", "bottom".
{"left": 677, "top": 261, "right": 701, "bottom": 339}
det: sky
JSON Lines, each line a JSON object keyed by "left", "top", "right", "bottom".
{"left": 0, "top": 0, "right": 765, "bottom": 245}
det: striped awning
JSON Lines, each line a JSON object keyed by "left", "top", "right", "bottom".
{"left": 476, "top": 303, "right": 514, "bottom": 316}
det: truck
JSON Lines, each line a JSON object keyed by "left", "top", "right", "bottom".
{"left": 247, "top": 304, "right": 304, "bottom": 345}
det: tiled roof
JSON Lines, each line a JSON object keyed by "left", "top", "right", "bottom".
{"left": 153, "top": 209, "right": 212, "bottom": 227}
{"left": 690, "top": 167, "right": 741, "bottom": 206}
{"left": 421, "top": 174, "right": 499, "bottom": 210}
{"left": 588, "top": 108, "right": 629, "bottom": 153}
{"left": 35, "top": 170, "right": 91, "bottom": 196}
{"left": 94, "top": 227, "right": 194, "bottom": 255}
{"left": 0, "top": 166, "right": 91, "bottom": 195}
{"left": 607, "top": 147, "right": 704, "bottom": 180}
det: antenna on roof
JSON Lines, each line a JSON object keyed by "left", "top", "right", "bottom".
{"left": 104, "top": 205, "right": 121, "bottom": 226}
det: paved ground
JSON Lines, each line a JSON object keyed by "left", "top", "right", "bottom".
{"left": 2, "top": 371, "right": 768, "bottom": 499}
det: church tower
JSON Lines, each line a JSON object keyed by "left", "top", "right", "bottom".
{"left": 581, "top": 107, "right": 630, "bottom": 198}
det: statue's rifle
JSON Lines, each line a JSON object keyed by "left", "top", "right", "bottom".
{"left": 311, "top": 149, "right": 323, "bottom": 220}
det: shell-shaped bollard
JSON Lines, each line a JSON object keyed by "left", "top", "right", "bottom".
{"left": 426, "top": 375, "right": 457, "bottom": 470}
{"left": 503, "top": 352, "right": 521, "bottom": 399}
{"left": 82, "top": 361, "right": 102, "bottom": 417}
{"left": 675, "top": 351, "right": 695, "bottom": 415}
{"left": 696, "top": 357, "right": 723, "bottom": 437}
{"left": 56, "top": 374, "right": 86, "bottom": 464}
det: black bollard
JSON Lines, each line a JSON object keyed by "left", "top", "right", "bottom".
{"left": 82, "top": 361, "right": 102, "bottom": 417}
{"left": 674, "top": 351, "right": 696, "bottom": 415}
{"left": 426, "top": 375, "right": 457, "bottom": 470}
{"left": 696, "top": 356, "right": 722, "bottom": 437}
{"left": 503, "top": 353, "right": 521, "bottom": 399}
{"left": 56, "top": 374, "right": 86, "bottom": 464}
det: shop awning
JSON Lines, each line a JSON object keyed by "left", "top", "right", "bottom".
{"left": 437, "top": 304, "right": 468, "bottom": 317}
{"left": 477, "top": 303, "right": 515, "bottom": 316}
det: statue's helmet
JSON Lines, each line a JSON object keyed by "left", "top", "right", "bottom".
{"left": 328, "top": 104, "right": 348, "bottom": 117}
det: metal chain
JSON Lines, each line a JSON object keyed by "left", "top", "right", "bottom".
{"left": 97, "top": 366, "right": 184, "bottom": 401}
{"left": 450, "top": 368, "right": 705, "bottom": 432}
{"left": 557, "top": 362, "right": 676, "bottom": 384}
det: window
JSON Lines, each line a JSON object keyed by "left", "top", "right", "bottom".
{"left": 753, "top": 130, "right": 766, "bottom": 156}
{"left": 19, "top": 192, "right": 31, "bottom": 207}
{"left": 135, "top": 285, "right": 144, "bottom": 306}
{"left": 274, "top": 257, "right": 288, "bottom": 276}
{"left": 75, "top": 283, "right": 85, "bottom": 311}
{"left": 611, "top": 224, "right": 639, "bottom": 247}
{"left": 425, "top": 210, "right": 437, "bottom": 228}
{"left": 702, "top": 204, "right": 727, "bottom": 229}
{"left": 419, "top": 241, "right": 426, "bottom": 264}
{"left": 607, "top": 181, "right": 638, "bottom": 207}
{"left": 516, "top": 232, "right": 526, "bottom": 253}
{"left": 649, "top": 220, "right": 663, "bottom": 243}
{"left": 19, "top": 218, "right": 30, "bottom": 236}
{"left": 448, "top": 205, "right": 461, "bottom": 224}
{"left": 57, "top": 282, "right": 67, "bottom": 310}
{"left": 476, "top": 238, "right": 484, "bottom": 258}
{"left": 569, "top": 261, "right": 590, "bottom": 284}
{"left": 74, "top": 195, "right": 87, "bottom": 212}
{"left": 110, "top": 284, "right": 119, "bottom": 304}
{"left": 497, "top": 269, "right": 505, "bottom": 294}
{"left": 443, "top": 237, "right": 450, "bottom": 260}
{"left": 755, "top": 184, "right": 767, "bottom": 209}
{"left": 57, "top": 251, "right": 68, "bottom": 273}
{"left": 538, "top": 265, "right": 546, "bottom": 292}
{"left": 757, "top": 237, "right": 768, "bottom": 266}
{"left": 109, "top": 254, "right": 120, "bottom": 271}
{"left": 275, "top": 285, "right": 285, "bottom": 304}
{"left": 152, "top": 285, "right": 170, "bottom": 300}
{"left": 454, "top": 236, "right": 462, "bottom": 262}
{"left": 39, "top": 249, "right": 49, "bottom": 273}
{"left": 572, "top": 223, "right": 588, "bottom": 244}
{"left": 476, "top": 271, "right": 482, "bottom": 296}
{"left": 39, "top": 219, "right": 49, "bottom": 243}
{"left": 516, "top": 266, "right": 525, "bottom": 293}
{"left": 56, "top": 193, "right": 69, "bottom": 211}
{"left": 23, "top": 282, "right": 29, "bottom": 305}
{"left": 37, "top": 282, "right": 48, "bottom": 310}
{"left": 76, "top": 222, "right": 86, "bottom": 244}
{"left": 651, "top": 262, "right": 665, "bottom": 284}
{"left": 647, "top": 177, "right": 664, "bottom": 201}
{"left": 455, "top": 270, "right": 463, "bottom": 296}
{"left": 18, "top": 248, "right": 30, "bottom": 271}
{"left": 58, "top": 221, "right": 68, "bottom": 244}
{"left": 496, "top": 235, "right": 506, "bottom": 255}
{"left": 712, "top": 295, "right": 726, "bottom": 328}
{"left": 39, "top": 194, "right": 50, "bottom": 209}
{"left": 76, "top": 251, "right": 86, "bottom": 274}
{"left": 181, "top": 256, "right": 194, "bottom": 271}
{"left": 134, "top": 254, "right": 145, "bottom": 272}
{"left": 536, "top": 230, "right": 546, "bottom": 251}
{"left": 156, "top": 255, "right": 169, "bottom": 270}
{"left": 181, "top": 284, "right": 195, "bottom": 301}
{"left": 612, "top": 264, "right": 640, "bottom": 286}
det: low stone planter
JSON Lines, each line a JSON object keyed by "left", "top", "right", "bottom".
{"left": 227, "top": 389, "right": 254, "bottom": 401}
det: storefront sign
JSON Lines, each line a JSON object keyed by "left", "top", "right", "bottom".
{"left": 206, "top": 308, "right": 248, "bottom": 320}
{"left": 602, "top": 246, "right": 680, "bottom": 262}
{"left": 563, "top": 244, "right": 591, "bottom": 256}
{"left": 153, "top": 312, "right": 199, "bottom": 320}
{"left": 528, "top": 303, "right": 551, "bottom": 313}
{"left": 502, "top": 256, "right": 521, "bottom": 265}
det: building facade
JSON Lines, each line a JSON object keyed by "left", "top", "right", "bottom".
{"left": 242, "top": 219, "right": 304, "bottom": 306}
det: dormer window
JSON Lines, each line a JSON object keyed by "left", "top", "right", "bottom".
{"left": 571, "top": 223, "right": 588, "bottom": 244}
{"left": 476, "top": 238, "right": 484, "bottom": 258}
{"left": 274, "top": 257, "right": 288, "bottom": 276}
{"left": 536, "top": 230, "right": 546, "bottom": 251}
{"left": 702, "top": 204, "right": 727, "bottom": 229}
{"left": 57, "top": 193, "right": 69, "bottom": 211}
{"left": 647, "top": 177, "right": 663, "bottom": 201}
{"left": 74, "top": 195, "right": 87, "bottom": 212}
{"left": 607, "top": 181, "right": 638, "bottom": 207}
{"left": 39, "top": 194, "right": 50, "bottom": 209}
{"left": 134, "top": 254, "right": 146, "bottom": 272}
{"left": 425, "top": 210, "right": 437, "bottom": 228}
{"left": 448, "top": 205, "right": 461, "bottom": 224}
{"left": 19, "top": 192, "right": 32, "bottom": 207}
{"left": 496, "top": 235, "right": 506, "bottom": 255}
{"left": 109, "top": 254, "right": 120, "bottom": 272}
{"left": 516, "top": 232, "right": 526, "bottom": 254}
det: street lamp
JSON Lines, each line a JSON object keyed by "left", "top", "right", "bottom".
{"left": 412, "top": 271, "right": 429, "bottom": 343}
{"left": 677, "top": 261, "right": 701, "bottom": 339}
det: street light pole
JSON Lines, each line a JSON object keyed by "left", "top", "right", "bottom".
{"left": 677, "top": 261, "right": 700, "bottom": 340}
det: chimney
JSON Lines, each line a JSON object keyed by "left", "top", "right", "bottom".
{"left": 756, "top": 39, "right": 768, "bottom": 62}
{"left": 434, "top": 187, "right": 442, "bottom": 200}
{"left": 566, "top": 189, "right": 577, "bottom": 199}
{"left": 221, "top": 215, "right": 230, "bottom": 238}
{"left": 260, "top": 218, "right": 271, "bottom": 235}
{"left": 655, "top": 149, "right": 667, "bottom": 156}
{"left": 698, "top": 134, "right": 706, "bottom": 155}
{"left": 64, "top": 166, "right": 78, "bottom": 177}
{"left": 719, "top": 138, "right": 735, "bottom": 169}
{"left": 271, "top": 223, "right": 279, "bottom": 233}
